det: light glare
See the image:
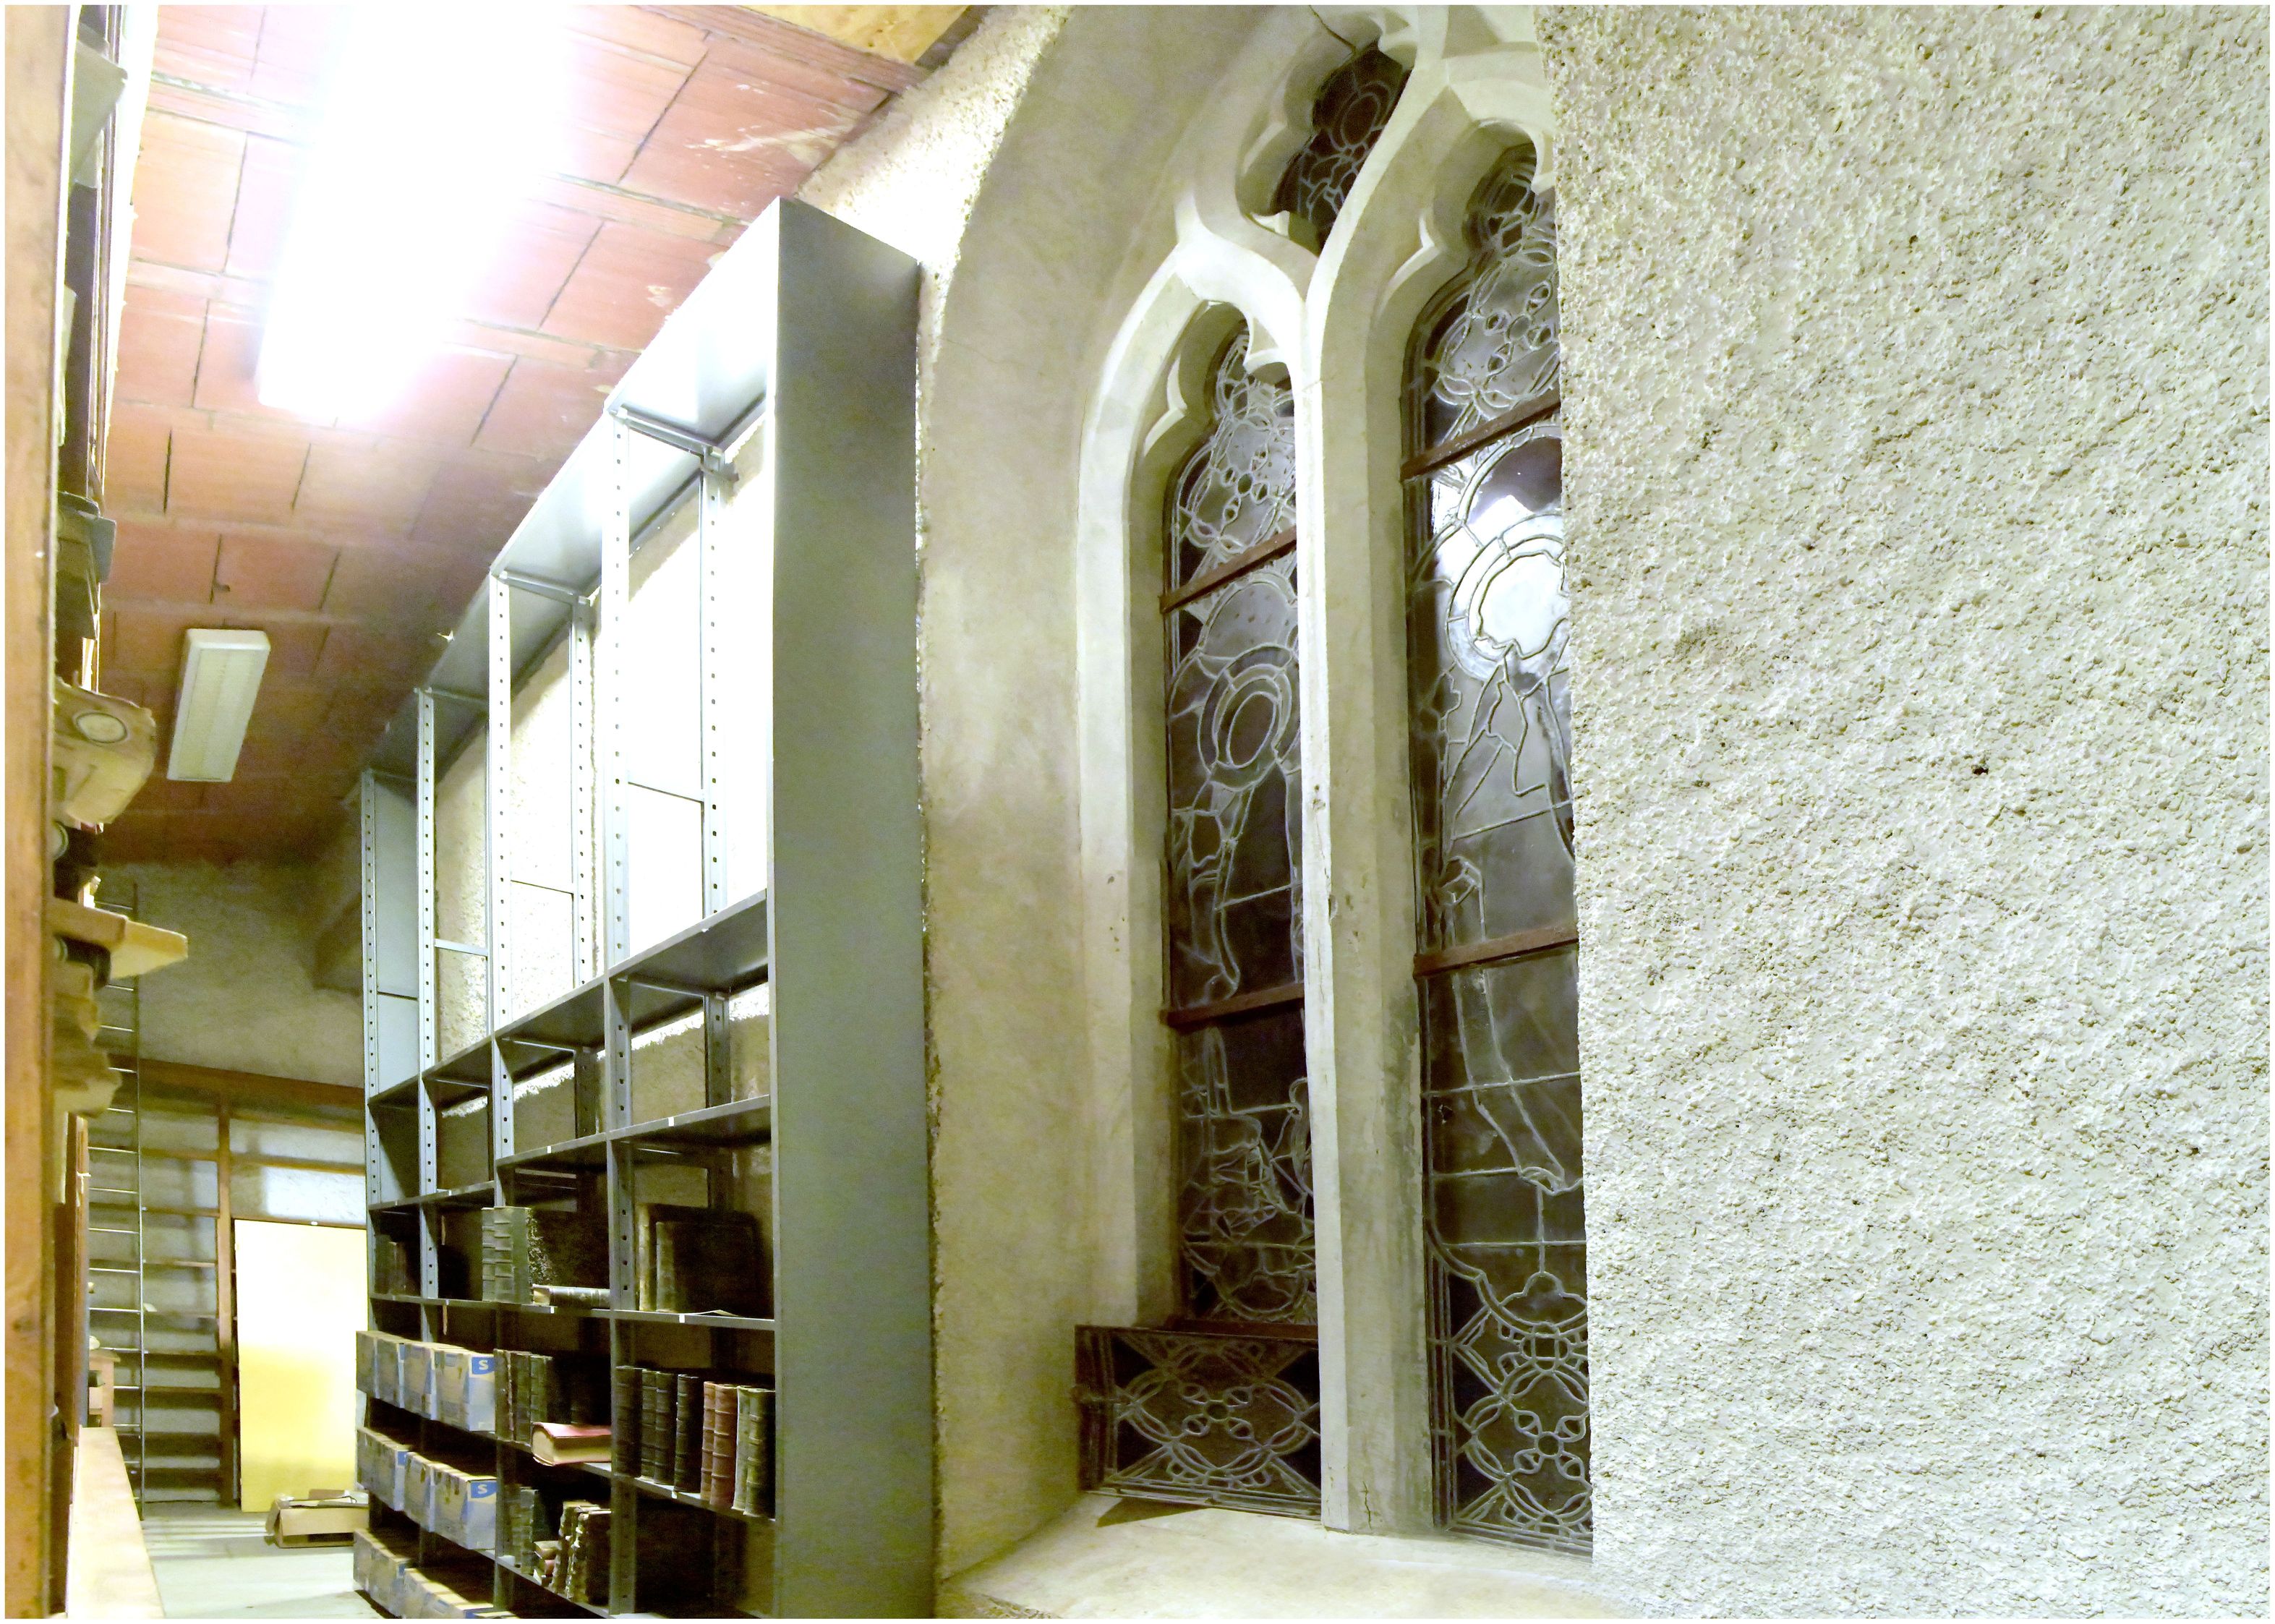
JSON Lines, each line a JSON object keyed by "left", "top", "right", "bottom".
{"left": 257, "top": 12, "right": 563, "bottom": 422}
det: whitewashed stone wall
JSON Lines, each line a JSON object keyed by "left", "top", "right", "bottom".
{"left": 1544, "top": 7, "right": 2268, "bottom": 1615}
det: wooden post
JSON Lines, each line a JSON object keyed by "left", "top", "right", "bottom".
{"left": 6, "top": 9, "right": 71, "bottom": 1612}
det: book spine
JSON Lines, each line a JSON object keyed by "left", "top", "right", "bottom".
{"left": 701, "top": 1382, "right": 729, "bottom": 1507}
{"left": 640, "top": 1370, "right": 670, "bottom": 1481}
{"left": 752, "top": 1385, "right": 772, "bottom": 1510}
{"left": 730, "top": 1385, "right": 758, "bottom": 1515}
{"left": 673, "top": 1372, "right": 704, "bottom": 1492}
{"left": 724, "top": 1385, "right": 747, "bottom": 1511}
{"left": 612, "top": 1364, "right": 639, "bottom": 1474}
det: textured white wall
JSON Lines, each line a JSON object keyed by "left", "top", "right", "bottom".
{"left": 109, "top": 860, "right": 363, "bottom": 1087}
{"left": 1543, "top": 7, "right": 2268, "bottom": 1615}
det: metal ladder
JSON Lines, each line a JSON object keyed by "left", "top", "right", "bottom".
{"left": 85, "top": 879, "right": 146, "bottom": 1500}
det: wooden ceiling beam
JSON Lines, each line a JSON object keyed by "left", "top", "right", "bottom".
{"left": 137, "top": 1058, "right": 360, "bottom": 1116}
{"left": 643, "top": 6, "right": 931, "bottom": 93}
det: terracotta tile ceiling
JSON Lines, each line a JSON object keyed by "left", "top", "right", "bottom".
{"left": 101, "top": 4, "right": 968, "bottom": 864}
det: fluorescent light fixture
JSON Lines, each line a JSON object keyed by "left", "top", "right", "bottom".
{"left": 168, "top": 629, "right": 270, "bottom": 782}
{"left": 256, "top": 12, "right": 564, "bottom": 423}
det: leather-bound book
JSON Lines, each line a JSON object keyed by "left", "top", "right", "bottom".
{"left": 730, "top": 1385, "right": 770, "bottom": 1515}
{"left": 701, "top": 1382, "right": 733, "bottom": 1506}
{"left": 639, "top": 1369, "right": 672, "bottom": 1481}
{"left": 611, "top": 1364, "right": 639, "bottom": 1473}
{"left": 674, "top": 1372, "right": 705, "bottom": 1492}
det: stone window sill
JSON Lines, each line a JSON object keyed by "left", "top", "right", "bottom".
{"left": 941, "top": 1493, "right": 1635, "bottom": 1618}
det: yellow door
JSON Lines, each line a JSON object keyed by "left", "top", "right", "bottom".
{"left": 233, "top": 1221, "right": 364, "bottom": 1510}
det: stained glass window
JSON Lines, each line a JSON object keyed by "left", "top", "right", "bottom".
{"left": 1271, "top": 46, "right": 1409, "bottom": 248}
{"left": 1163, "top": 326, "right": 1312, "bottom": 1328}
{"left": 1402, "top": 140, "right": 1587, "bottom": 1554}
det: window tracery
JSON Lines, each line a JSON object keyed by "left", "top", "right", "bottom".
{"left": 1271, "top": 46, "right": 1409, "bottom": 249}
{"left": 1403, "top": 140, "right": 1587, "bottom": 1555}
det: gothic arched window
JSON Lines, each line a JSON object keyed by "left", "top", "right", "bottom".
{"left": 1401, "top": 140, "right": 1586, "bottom": 1555}
{"left": 1073, "top": 40, "right": 1417, "bottom": 1524}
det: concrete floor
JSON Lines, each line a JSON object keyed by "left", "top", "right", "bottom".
{"left": 140, "top": 1504, "right": 378, "bottom": 1620}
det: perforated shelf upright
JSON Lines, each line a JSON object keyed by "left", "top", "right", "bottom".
{"left": 356, "top": 200, "right": 929, "bottom": 1619}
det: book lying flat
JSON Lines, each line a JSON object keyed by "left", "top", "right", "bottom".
{"left": 532, "top": 1422, "right": 612, "bottom": 1466}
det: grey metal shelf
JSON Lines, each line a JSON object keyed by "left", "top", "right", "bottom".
{"left": 500, "top": 1098, "right": 772, "bottom": 1174}
{"left": 359, "top": 200, "right": 925, "bottom": 1619}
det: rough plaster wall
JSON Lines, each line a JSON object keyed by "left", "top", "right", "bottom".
{"left": 507, "top": 635, "right": 578, "bottom": 1017}
{"left": 800, "top": 4, "right": 1273, "bottom": 1576}
{"left": 1542, "top": 8, "right": 2268, "bottom": 1615}
{"left": 433, "top": 740, "right": 487, "bottom": 1057}
{"left": 110, "top": 860, "right": 362, "bottom": 1087}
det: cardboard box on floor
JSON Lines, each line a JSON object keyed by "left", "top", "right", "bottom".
{"left": 265, "top": 1490, "right": 368, "bottom": 1545}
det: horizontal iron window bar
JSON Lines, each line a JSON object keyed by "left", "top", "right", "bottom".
{"left": 1160, "top": 526, "right": 1297, "bottom": 616}
{"left": 1412, "top": 923, "right": 1579, "bottom": 978}
{"left": 435, "top": 940, "right": 488, "bottom": 958}
{"left": 1161, "top": 980, "right": 1304, "bottom": 1030}
{"left": 1171, "top": 1317, "right": 1319, "bottom": 1341}
{"left": 1399, "top": 389, "right": 1561, "bottom": 482}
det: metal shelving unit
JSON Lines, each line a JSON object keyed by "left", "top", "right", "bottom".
{"left": 357, "top": 200, "right": 928, "bottom": 1619}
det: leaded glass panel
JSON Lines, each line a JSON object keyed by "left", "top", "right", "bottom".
{"left": 1176, "top": 1007, "right": 1315, "bottom": 1324}
{"left": 1406, "top": 141, "right": 1586, "bottom": 1555}
{"left": 1412, "top": 143, "right": 1560, "bottom": 448}
{"left": 1421, "top": 952, "right": 1587, "bottom": 1551}
{"left": 1166, "top": 329, "right": 1295, "bottom": 591}
{"left": 1075, "top": 1325, "right": 1323, "bottom": 1516}
{"left": 1409, "top": 427, "right": 1572, "bottom": 953}
{"left": 1166, "top": 557, "right": 1303, "bottom": 1006}
{"left": 1271, "top": 46, "right": 1409, "bottom": 249}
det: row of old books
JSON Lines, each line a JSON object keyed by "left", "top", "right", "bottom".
{"left": 491, "top": 1349, "right": 606, "bottom": 1447}
{"left": 498, "top": 1482, "right": 548, "bottom": 1571}
{"left": 480, "top": 1205, "right": 607, "bottom": 1305}
{"left": 613, "top": 1364, "right": 772, "bottom": 1516}
{"left": 633, "top": 1202, "right": 768, "bottom": 1316}
{"left": 533, "top": 1500, "right": 610, "bottom": 1607}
